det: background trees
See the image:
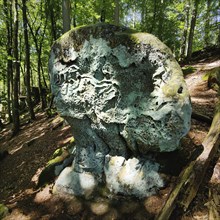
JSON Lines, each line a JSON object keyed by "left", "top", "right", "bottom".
{"left": 12, "top": 0, "right": 20, "bottom": 135}
{"left": 0, "top": 0, "right": 219, "bottom": 134}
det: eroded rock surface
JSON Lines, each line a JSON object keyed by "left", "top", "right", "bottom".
{"left": 49, "top": 23, "right": 191, "bottom": 198}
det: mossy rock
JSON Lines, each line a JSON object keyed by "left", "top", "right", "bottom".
{"left": 203, "top": 67, "right": 220, "bottom": 91}
{"left": 37, "top": 144, "right": 75, "bottom": 188}
{"left": 0, "top": 204, "right": 9, "bottom": 219}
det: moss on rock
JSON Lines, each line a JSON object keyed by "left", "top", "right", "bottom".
{"left": 37, "top": 143, "right": 75, "bottom": 187}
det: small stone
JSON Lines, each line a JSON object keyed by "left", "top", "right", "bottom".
{"left": 54, "top": 167, "right": 97, "bottom": 198}
{"left": 90, "top": 199, "right": 109, "bottom": 215}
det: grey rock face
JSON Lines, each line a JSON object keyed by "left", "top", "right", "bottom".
{"left": 49, "top": 24, "right": 191, "bottom": 198}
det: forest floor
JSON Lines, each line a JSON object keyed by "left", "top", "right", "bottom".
{"left": 0, "top": 55, "right": 220, "bottom": 220}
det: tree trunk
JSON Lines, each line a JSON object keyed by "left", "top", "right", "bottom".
{"left": 38, "top": 50, "right": 47, "bottom": 110}
{"left": 140, "top": 0, "right": 147, "bottom": 31}
{"left": 22, "top": 0, "right": 35, "bottom": 120}
{"left": 12, "top": 0, "right": 20, "bottom": 135}
{"left": 180, "top": 1, "right": 190, "bottom": 60}
{"left": 3, "top": 0, "right": 13, "bottom": 123}
{"left": 100, "top": 0, "right": 106, "bottom": 22}
{"left": 28, "top": 16, "right": 48, "bottom": 110}
{"left": 73, "top": 0, "right": 77, "bottom": 27}
{"left": 62, "top": 0, "right": 71, "bottom": 33}
{"left": 157, "top": 1, "right": 164, "bottom": 40}
{"left": 41, "top": 63, "right": 48, "bottom": 90}
{"left": 48, "top": 0, "right": 57, "bottom": 41}
{"left": 187, "top": 0, "right": 199, "bottom": 60}
{"left": 150, "top": 0, "right": 158, "bottom": 33}
{"left": 204, "top": 0, "right": 211, "bottom": 47}
{"left": 114, "top": 0, "right": 120, "bottom": 25}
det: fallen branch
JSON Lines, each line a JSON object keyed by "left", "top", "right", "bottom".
{"left": 155, "top": 109, "right": 220, "bottom": 220}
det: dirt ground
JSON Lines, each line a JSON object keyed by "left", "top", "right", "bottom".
{"left": 0, "top": 56, "right": 220, "bottom": 220}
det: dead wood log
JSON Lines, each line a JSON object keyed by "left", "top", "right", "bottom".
{"left": 155, "top": 109, "right": 220, "bottom": 220}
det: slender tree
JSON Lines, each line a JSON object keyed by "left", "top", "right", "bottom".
{"left": 140, "top": 0, "right": 147, "bottom": 31}
{"left": 114, "top": 0, "right": 120, "bottom": 25}
{"left": 28, "top": 2, "right": 48, "bottom": 110}
{"left": 187, "top": 0, "right": 200, "bottom": 60}
{"left": 62, "top": 0, "right": 71, "bottom": 33}
{"left": 3, "top": 0, "right": 13, "bottom": 122}
{"left": 204, "top": 0, "right": 211, "bottom": 47}
{"left": 150, "top": 0, "right": 158, "bottom": 33}
{"left": 46, "top": 0, "right": 58, "bottom": 41}
{"left": 157, "top": 1, "right": 165, "bottom": 40}
{"left": 73, "top": 0, "right": 77, "bottom": 27}
{"left": 12, "top": 0, "right": 20, "bottom": 135}
{"left": 180, "top": 1, "right": 190, "bottom": 60}
{"left": 22, "top": 0, "right": 36, "bottom": 120}
{"left": 100, "top": 0, "right": 106, "bottom": 22}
